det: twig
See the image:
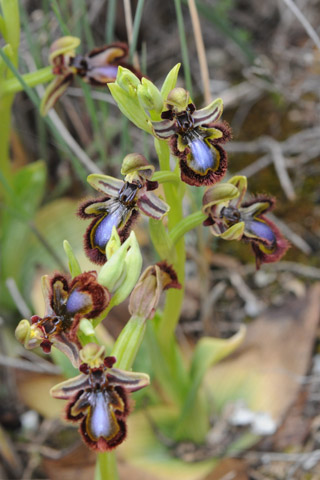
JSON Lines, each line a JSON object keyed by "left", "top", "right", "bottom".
{"left": 5, "top": 278, "right": 31, "bottom": 318}
{"left": 281, "top": 0, "right": 320, "bottom": 51}
{"left": 229, "top": 271, "right": 265, "bottom": 317}
{"left": 0, "top": 354, "right": 61, "bottom": 374}
{"left": 188, "top": 0, "right": 211, "bottom": 104}
{"left": 268, "top": 212, "right": 312, "bottom": 255}
{"left": 263, "top": 137, "right": 296, "bottom": 201}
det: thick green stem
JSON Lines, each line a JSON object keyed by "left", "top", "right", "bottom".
{"left": 112, "top": 315, "right": 146, "bottom": 370}
{"left": 169, "top": 210, "right": 207, "bottom": 245}
{"left": 95, "top": 452, "right": 119, "bottom": 480}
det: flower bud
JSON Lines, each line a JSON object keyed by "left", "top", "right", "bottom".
{"left": 98, "top": 231, "right": 142, "bottom": 304}
{"left": 137, "top": 78, "right": 164, "bottom": 113}
{"left": 129, "top": 261, "right": 181, "bottom": 319}
{"left": 116, "top": 66, "right": 140, "bottom": 94}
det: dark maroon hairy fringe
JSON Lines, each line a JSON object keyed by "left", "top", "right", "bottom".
{"left": 65, "top": 390, "right": 85, "bottom": 422}
{"left": 80, "top": 418, "right": 127, "bottom": 451}
{"left": 249, "top": 217, "right": 290, "bottom": 269}
{"left": 78, "top": 386, "right": 129, "bottom": 451}
{"left": 156, "top": 261, "right": 182, "bottom": 290}
{"left": 241, "top": 194, "right": 275, "bottom": 212}
{"left": 207, "top": 121, "right": 232, "bottom": 144}
{"left": 77, "top": 196, "right": 110, "bottom": 219}
{"left": 87, "top": 42, "right": 128, "bottom": 61}
{"left": 70, "top": 271, "right": 110, "bottom": 319}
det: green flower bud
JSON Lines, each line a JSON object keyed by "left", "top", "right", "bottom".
{"left": 105, "top": 227, "right": 121, "bottom": 260}
{"left": 98, "top": 231, "right": 142, "bottom": 304}
{"left": 137, "top": 78, "right": 164, "bottom": 113}
{"left": 111, "top": 231, "right": 143, "bottom": 306}
{"left": 15, "top": 319, "right": 32, "bottom": 348}
{"left": 116, "top": 66, "right": 140, "bottom": 94}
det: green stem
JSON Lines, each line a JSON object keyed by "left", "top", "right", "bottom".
{"left": 152, "top": 170, "right": 180, "bottom": 184}
{"left": 95, "top": 452, "right": 119, "bottom": 480}
{"left": 112, "top": 315, "right": 146, "bottom": 370}
{"left": 106, "top": 0, "right": 117, "bottom": 43}
{"left": 1, "top": 66, "right": 54, "bottom": 95}
{"left": 169, "top": 210, "right": 207, "bottom": 245}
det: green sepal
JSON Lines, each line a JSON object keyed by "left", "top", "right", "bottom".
{"left": 228, "top": 175, "right": 248, "bottom": 205}
{"left": 202, "top": 182, "right": 239, "bottom": 211}
{"left": 160, "top": 63, "right": 181, "bottom": 101}
{"left": 108, "top": 81, "right": 153, "bottom": 134}
{"left": 63, "top": 240, "right": 82, "bottom": 278}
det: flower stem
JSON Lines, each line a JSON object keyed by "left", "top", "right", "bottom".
{"left": 169, "top": 210, "right": 207, "bottom": 245}
{"left": 95, "top": 452, "right": 119, "bottom": 480}
{"left": 1, "top": 66, "right": 54, "bottom": 95}
{"left": 112, "top": 315, "right": 146, "bottom": 370}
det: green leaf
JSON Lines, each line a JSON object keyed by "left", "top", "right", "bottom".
{"left": 173, "top": 326, "right": 246, "bottom": 441}
{"left": 190, "top": 325, "right": 246, "bottom": 383}
{"left": 11, "top": 160, "right": 46, "bottom": 218}
{"left": 160, "top": 63, "right": 181, "bottom": 100}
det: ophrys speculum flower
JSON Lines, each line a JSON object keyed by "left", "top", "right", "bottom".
{"left": 152, "top": 87, "right": 231, "bottom": 186}
{"left": 202, "top": 176, "right": 290, "bottom": 268}
{"left": 79, "top": 154, "right": 169, "bottom": 264}
{"left": 15, "top": 272, "right": 110, "bottom": 366}
{"left": 50, "top": 344, "right": 149, "bottom": 451}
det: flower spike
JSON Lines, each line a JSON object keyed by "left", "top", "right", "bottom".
{"left": 202, "top": 176, "right": 290, "bottom": 268}
{"left": 152, "top": 88, "right": 231, "bottom": 186}
{"left": 50, "top": 343, "right": 149, "bottom": 451}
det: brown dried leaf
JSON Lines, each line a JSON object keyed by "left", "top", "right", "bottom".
{"left": 206, "top": 283, "right": 320, "bottom": 426}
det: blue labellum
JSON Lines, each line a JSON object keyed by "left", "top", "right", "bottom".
{"left": 93, "top": 208, "right": 123, "bottom": 250}
{"left": 90, "top": 65, "right": 119, "bottom": 79}
{"left": 89, "top": 391, "right": 114, "bottom": 439}
{"left": 189, "top": 138, "right": 215, "bottom": 173}
{"left": 247, "top": 219, "right": 276, "bottom": 243}
{"left": 66, "top": 290, "right": 90, "bottom": 314}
